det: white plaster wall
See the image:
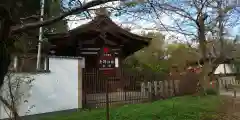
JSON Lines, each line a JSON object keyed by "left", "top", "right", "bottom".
{"left": 0, "top": 57, "right": 81, "bottom": 119}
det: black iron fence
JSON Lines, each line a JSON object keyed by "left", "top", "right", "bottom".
{"left": 82, "top": 68, "right": 198, "bottom": 108}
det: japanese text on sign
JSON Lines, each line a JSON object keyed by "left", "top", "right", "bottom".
{"left": 98, "top": 47, "right": 115, "bottom": 70}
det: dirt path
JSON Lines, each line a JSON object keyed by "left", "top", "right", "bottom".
{"left": 216, "top": 96, "right": 240, "bottom": 120}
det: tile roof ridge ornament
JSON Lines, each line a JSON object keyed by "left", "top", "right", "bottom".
{"left": 95, "top": 7, "right": 110, "bottom": 17}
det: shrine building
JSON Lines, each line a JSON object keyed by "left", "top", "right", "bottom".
{"left": 46, "top": 9, "right": 151, "bottom": 71}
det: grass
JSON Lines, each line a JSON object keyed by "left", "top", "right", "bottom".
{"left": 41, "top": 95, "right": 222, "bottom": 120}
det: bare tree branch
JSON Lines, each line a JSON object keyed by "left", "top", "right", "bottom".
{"left": 20, "top": 15, "right": 40, "bottom": 21}
{"left": 0, "top": 96, "right": 21, "bottom": 120}
{"left": 11, "top": 0, "right": 118, "bottom": 33}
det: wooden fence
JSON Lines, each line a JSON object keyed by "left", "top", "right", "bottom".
{"left": 82, "top": 68, "right": 199, "bottom": 108}
{"left": 218, "top": 77, "right": 240, "bottom": 89}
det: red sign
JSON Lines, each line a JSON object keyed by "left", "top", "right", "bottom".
{"left": 103, "top": 47, "right": 109, "bottom": 53}
{"left": 98, "top": 47, "right": 115, "bottom": 75}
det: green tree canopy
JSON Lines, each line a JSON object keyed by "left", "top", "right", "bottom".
{"left": 124, "top": 31, "right": 169, "bottom": 72}
{"left": 1, "top": 0, "right": 68, "bottom": 54}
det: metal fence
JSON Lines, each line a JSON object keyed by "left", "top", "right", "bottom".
{"left": 82, "top": 68, "right": 198, "bottom": 108}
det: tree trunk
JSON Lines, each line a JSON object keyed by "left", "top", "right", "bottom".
{"left": 198, "top": 62, "right": 211, "bottom": 94}
{"left": 0, "top": 46, "right": 10, "bottom": 88}
{"left": 0, "top": 0, "right": 117, "bottom": 88}
{"left": 0, "top": 6, "right": 11, "bottom": 88}
{"left": 197, "top": 13, "right": 208, "bottom": 94}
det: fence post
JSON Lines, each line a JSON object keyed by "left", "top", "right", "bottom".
{"left": 141, "top": 82, "right": 145, "bottom": 93}
{"left": 170, "top": 80, "right": 173, "bottom": 97}
{"left": 218, "top": 78, "right": 222, "bottom": 90}
{"left": 159, "top": 81, "right": 163, "bottom": 95}
{"left": 147, "top": 82, "right": 151, "bottom": 100}
{"left": 124, "top": 85, "right": 127, "bottom": 102}
{"left": 141, "top": 82, "right": 148, "bottom": 97}
{"left": 174, "top": 80, "right": 180, "bottom": 95}
{"left": 106, "top": 77, "right": 110, "bottom": 120}
{"left": 216, "top": 78, "right": 220, "bottom": 95}
{"left": 172, "top": 79, "right": 175, "bottom": 96}
{"left": 82, "top": 68, "right": 87, "bottom": 109}
{"left": 165, "top": 80, "right": 169, "bottom": 97}
{"left": 168, "top": 80, "right": 172, "bottom": 97}
{"left": 154, "top": 81, "right": 158, "bottom": 96}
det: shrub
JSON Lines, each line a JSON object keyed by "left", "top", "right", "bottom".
{"left": 205, "top": 88, "right": 218, "bottom": 95}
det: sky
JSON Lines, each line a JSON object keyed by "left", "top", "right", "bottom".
{"left": 66, "top": 0, "right": 240, "bottom": 44}
{"left": 65, "top": 0, "right": 194, "bottom": 44}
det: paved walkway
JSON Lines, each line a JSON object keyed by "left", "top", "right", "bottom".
{"left": 220, "top": 90, "right": 236, "bottom": 96}
{"left": 219, "top": 90, "right": 240, "bottom": 120}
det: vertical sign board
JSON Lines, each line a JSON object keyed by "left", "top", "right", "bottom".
{"left": 98, "top": 47, "right": 116, "bottom": 75}
{"left": 98, "top": 46, "right": 116, "bottom": 120}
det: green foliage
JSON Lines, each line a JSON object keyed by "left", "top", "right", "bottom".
{"left": 0, "top": 0, "right": 38, "bottom": 22}
{"left": 45, "top": 0, "right": 68, "bottom": 33}
{"left": 128, "top": 32, "right": 168, "bottom": 72}
{"left": 123, "top": 56, "right": 141, "bottom": 69}
{"left": 165, "top": 42, "right": 199, "bottom": 72}
{"left": 125, "top": 1, "right": 138, "bottom": 7}
{"left": 41, "top": 96, "right": 221, "bottom": 120}
{"left": 123, "top": 0, "right": 145, "bottom": 7}
{"left": 125, "top": 31, "right": 200, "bottom": 73}
{"left": 205, "top": 88, "right": 218, "bottom": 95}
{"left": 0, "top": 0, "right": 59, "bottom": 22}
{"left": 1, "top": 0, "right": 67, "bottom": 54}
{"left": 223, "top": 6, "right": 234, "bottom": 13}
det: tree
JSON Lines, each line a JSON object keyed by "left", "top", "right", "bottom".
{"left": 166, "top": 42, "right": 200, "bottom": 72}
{"left": 135, "top": 32, "right": 165, "bottom": 64}
{"left": 0, "top": 0, "right": 122, "bottom": 89}
{"left": 125, "top": 31, "right": 169, "bottom": 72}
{"left": 118, "top": 0, "right": 240, "bottom": 93}
{"left": 45, "top": 0, "right": 68, "bottom": 33}
{"left": 0, "top": 73, "right": 34, "bottom": 120}
{"left": 125, "top": 31, "right": 199, "bottom": 73}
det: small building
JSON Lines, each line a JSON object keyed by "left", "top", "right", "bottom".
{"left": 46, "top": 13, "right": 150, "bottom": 69}
{"left": 0, "top": 11, "right": 151, "bottom": 119}
{"left": 214, "top": 63, "right": 239, "bottom": 90}
{"left": 187, "top": 57, "right": 239, "bottom": 89}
